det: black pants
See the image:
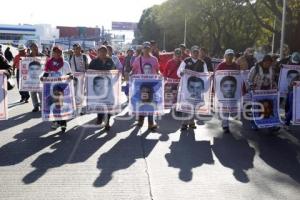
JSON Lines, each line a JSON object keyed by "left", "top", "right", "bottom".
{"left": 138, "top": 115, "right": 154, "bottom": 125}
{"left": 57, "top": 120, "right": 66, "bottom": 127}
{"left": 97, "top": 113, "right": 111, "bottom": 125}
{"left": 16, "top": 69, "right": 30, "bottom": 100}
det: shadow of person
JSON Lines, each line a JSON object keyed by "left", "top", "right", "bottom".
{"left": 165, "top": 130, "right": 214, "bottom": 182}
{"left": 22, "top": 118, "right": 120, "bottom": 184}
{"left": 255, "top": 134, "right": 300, "bottom": 183}
{"left": 93, "top": 127, "right": 159, "bottom": 187}
{"left": 157, "top": 111, "right": 182, "bottom": 142}
{"left": 0, "top": 112, "right": 41, "bottom": 132}
{"left": 0, "top": 122, "right": 60, "bottom": 166}
{"left": 212, "top": 134, "right": 255, "bottom": 183}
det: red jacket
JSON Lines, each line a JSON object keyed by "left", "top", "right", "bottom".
{"left": 215, "top": 61, "right": 240, "bottom": 71}
{"left": 164, "top": 58, "right": 181, "bottom": 79}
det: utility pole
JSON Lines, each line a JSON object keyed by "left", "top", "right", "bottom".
{"left": 271, "top": 18, "right": 276, "bottom": 54}
{"left": 280, "top": 0, "right": 287, "bottom": 59}
{"left": 184, "top": 14, "right": 187, "bottom": 45}
{"left": 163, "top": 31, "right": 166, "bottom": 50}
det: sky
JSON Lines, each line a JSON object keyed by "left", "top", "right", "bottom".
{"left": 0, "top": 0, "right": 166, "bottom": 29}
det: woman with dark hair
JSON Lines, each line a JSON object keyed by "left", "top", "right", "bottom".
{"left": 41, "top": 46, "right": 73, "bottom": 132}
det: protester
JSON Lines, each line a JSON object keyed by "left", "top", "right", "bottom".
{"left": 177, "top": 45, "right": 208, "bottom": 130}
{"left": 28, "top": 42, "right": 45, "bottom": 112}
{"left": 248, "top": 54, "right": 279, "bottom": 131}
{"left": 0, "top": 45, "right": 3, "bottom": 55}
{"left": 179, "top": 44, "right": 189, "bottom": 60}
{"left": 13, "top": 45, "right": 30, "bottom": 103}
{"left": 164, "top": 48, "right": 182, "bottom": 79}
{"left": 4, "top": 47, "right": 14, "bottom": 63}
{"left": 199, "top": 47, "right": 213, "bottom": 72}
{"left": 215, "top": 49, "right": 240, "bottom": 133}
{"left": 70, "top": 43, "right": 89, "bottom": 72}
{"left": 236, "top": 48, "right": 257, "bottom": 70}
{"left": 132, "top": 41, "right": 160, "bottom": 131}
{"left": 88, "top": 45, "right": 116, "bottom": 131}
{"left": 123, "top": 48, "right": 134, "bottom": 79}
{"left": 284, "top": 52, "right": 300, "bottom": 130}
{"left": 0, "top": 54, "right": 13, "bottom": 78}
{"left": 150, "top": 40, "right": 160, "bottom": 61}
{"left": 41, "top": 46, "right": 73, "bottom": 132}
{"left": 106, "top": 45, "right": 123, "bottom": 71}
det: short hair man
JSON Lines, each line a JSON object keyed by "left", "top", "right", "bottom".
{"left": 220, "top": 76, "right": 237, "bottom": 99}
{"left": 187, "top": 76, "right": 204, "bottom": 102}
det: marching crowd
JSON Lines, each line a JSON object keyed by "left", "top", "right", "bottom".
{"left": 1, "top": 40, "right": 300, "bottom": 134}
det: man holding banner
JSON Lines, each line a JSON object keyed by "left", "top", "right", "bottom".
{"left": 215, "top": 49, "right": 241, "bottom": 134}
{"left": 177, "top": 45, "right": 209, "bottom": 131}
{"left": 131, "top": 41, "right": 160, "bottom": 131}
{"left": 88, "top": 45, "right": 117, "bottom": 131}
{"left": 248, "top": 55, "right": 281, "bottom": 131}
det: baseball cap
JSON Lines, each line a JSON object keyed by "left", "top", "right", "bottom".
{"left": 291, "top": 52, "right": 300, "bottom": 64}
{"left": 18, "top": 44, "right": 26, "bottom": 51}
{"left": 174, "top": 48, "right": 181, "bottom": 55}
{"left": 191, "top": 45, "right": 200, "bottom": 52}
{"left": 225, "top": 49, "right": 235, "bottom": 56}
{"left": 73, "top": 43, "right": 81, "bottom": 48}
{"left": 180, "top": 44, "right": 186, "bottom": 48}
{"left": 245, "top": 48, "right": 254, "bottom": 56}
{"left": 143, "top": 41, "right": 151, "bottom": 49}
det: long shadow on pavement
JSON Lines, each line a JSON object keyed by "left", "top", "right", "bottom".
{"left": 93, "top": 126, "right": 159, "bottom": 187}
{"left": 165, "top": 130, "right": 214, "bottom": 182}
{"left": 0, "top": 112, "right": 41, "bottom": 132}
{"left": 212, "top": 134, "right": 255, "bottom": 183}
{"left": 157, "top": 111, "right": 182, "bottom": 141}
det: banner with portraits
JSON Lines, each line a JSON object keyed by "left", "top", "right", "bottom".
{"left": 176, "top": 69, "right": 212, "bottom": 115}
{"left": 293, "top": 81, "right": 300, "bottom": 125}
{"left": 129, "top": 74, "right": 164, "bottom": 115}
{"left": 42, "top": 76, "right": 76, "bottom": 121}
{"left": 252, "top": 90, "right": 281, "bottom": 128}
{"left": 164, "top": 78, "right": 180, "bottom": 109}
{"left": 279, "top": 65, "right": 300, "bottom": 97}
{"left": 241, "top": 70, "right": 251, "bottom": 103}
{"left": 0, "top": 71, "right": 8, "bottom": 120}
{"left": 73, "top": 72, "right": 85, "bottom": 108}
{"left": 214, "top": 70, "right": 242, "bottom": 113}
{"left": 20, "top": 57, "right": 46, "bottom": 92}
{"left": 86, "top": 70, "right": 121, "bottom": 114}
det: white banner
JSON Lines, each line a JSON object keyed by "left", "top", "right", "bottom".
{"left": 279, "top": 65, "right": 300, "bottom": 97}
{"left": 73, "top": 72, "right": 85, "bottom": 108}
{"left": 20, "top": 57, "right": 46, "bottom": 92}
{"left": 252, "top": 90, "right": 281, "bottom": 128}
{"left": 129, "top": 74, "right": 164, "bottom": 115}
{"left": 0, "top": 71, "right": 8, "bottom": 120}
{"left": 293, "top": 81, "right": 300, "bottom": 125}
{"left": 42, "top": 76, "right": 76, "bottom": 121}
{"left": 214, "top": 70, "right": 242, "bottom": 113}
{"left": 164, "top": 78, "right": 180, "bottom": 109}
{"left": 176, "top": 69, "right": 212, "bottom": 115}
{"left": 86, "top": 70, "right": 121, "bottom": 114}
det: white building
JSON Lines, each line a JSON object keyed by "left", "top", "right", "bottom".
{"left": 0, "top": 24, "right": 59, "bottom": 46}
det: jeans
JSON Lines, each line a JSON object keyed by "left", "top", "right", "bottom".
{"left": 30, "top": 91, "right": 42, "bottom": 108}
{"left": 138, "top": 115, "right": 154, "bottom": 125}
{"left": 97, "top": 113, "right": 111, "bottom": 125}
{"left": 16, "top": 70, "right": 30, "bottom": 100}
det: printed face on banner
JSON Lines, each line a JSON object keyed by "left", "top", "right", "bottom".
{"left": 164, "top": 83, "right": 178, "bottom": 105}
{"left": 28, "top": 61, "right": 42, "bottom": 80}
{"left": 130, "top": 78, "right": 164, "bottom": 114}
{"left": 279, "top": 66, "right": 300, "bottom": 96}
{"left": 20, "top": 58, "right": 45, "bottom": 91}
{"left": 187, "top": 76, "right": 204, "bottom": 103}
{"left": 220, "top": 76, "right": 237, "bottom": 99}
{"left": 44, "top": 83, "right": 73, "bottom": 115}
{"left": 88, "top": 75, "right": 115, "bottom": 104}
{"left": 293, "top": 82, "right": 300, "bottom": 124}
{"left": 143, "top": 63, "right": 153, "bottom": 74}
{"left": 252, "top": 91, "right": 280, "bottom": 128}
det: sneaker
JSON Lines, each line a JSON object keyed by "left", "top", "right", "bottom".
{"left": 181, "top": 124, "right": 188, "bottom": 131}
{"left": 223, "top": 127, "right": 230, "bottom": 134}
{"left": 19, "top": 98, "right": 25, "bottom": 103}
{"left": 189, "top": 123, "right": 197, "bottom": 129}
{"left": 148, "top": 124, "right": 158, "bottom": 132}
{"left": 51, "top": 122, "right": 59, "bottom": 130}
{"left": 32, "top": 107, "right": 39, "bottom": 112}
{"left": 61, "top": 125, "right": 66, "bottom": 133}
{"left": 104, "top": 124, "right": 111, "bottom": 131}
{"left": 24, "top": 97, "right": 30, "bottom": 103}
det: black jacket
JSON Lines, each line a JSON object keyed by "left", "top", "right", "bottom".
{"left": 0, "top": 55, "right": 13, "bottom": 78}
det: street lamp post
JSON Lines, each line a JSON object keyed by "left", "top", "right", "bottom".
{"left": 184, "top": 14, "right": 187, "bottom": 45}
{"left": 280, "top": 0, "right": 287, "bottom": 59}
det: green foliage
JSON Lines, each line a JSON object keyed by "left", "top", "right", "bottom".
{"left": 135, "top": 0, "right": 300, "bottom": 56}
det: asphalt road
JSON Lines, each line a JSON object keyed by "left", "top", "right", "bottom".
{"left": 1, "top": 85, "right": 300, "bottom": 200}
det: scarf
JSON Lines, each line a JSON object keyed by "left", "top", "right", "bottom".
{"left": 45, "top": 57, "right": 64, "bottom": 72}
